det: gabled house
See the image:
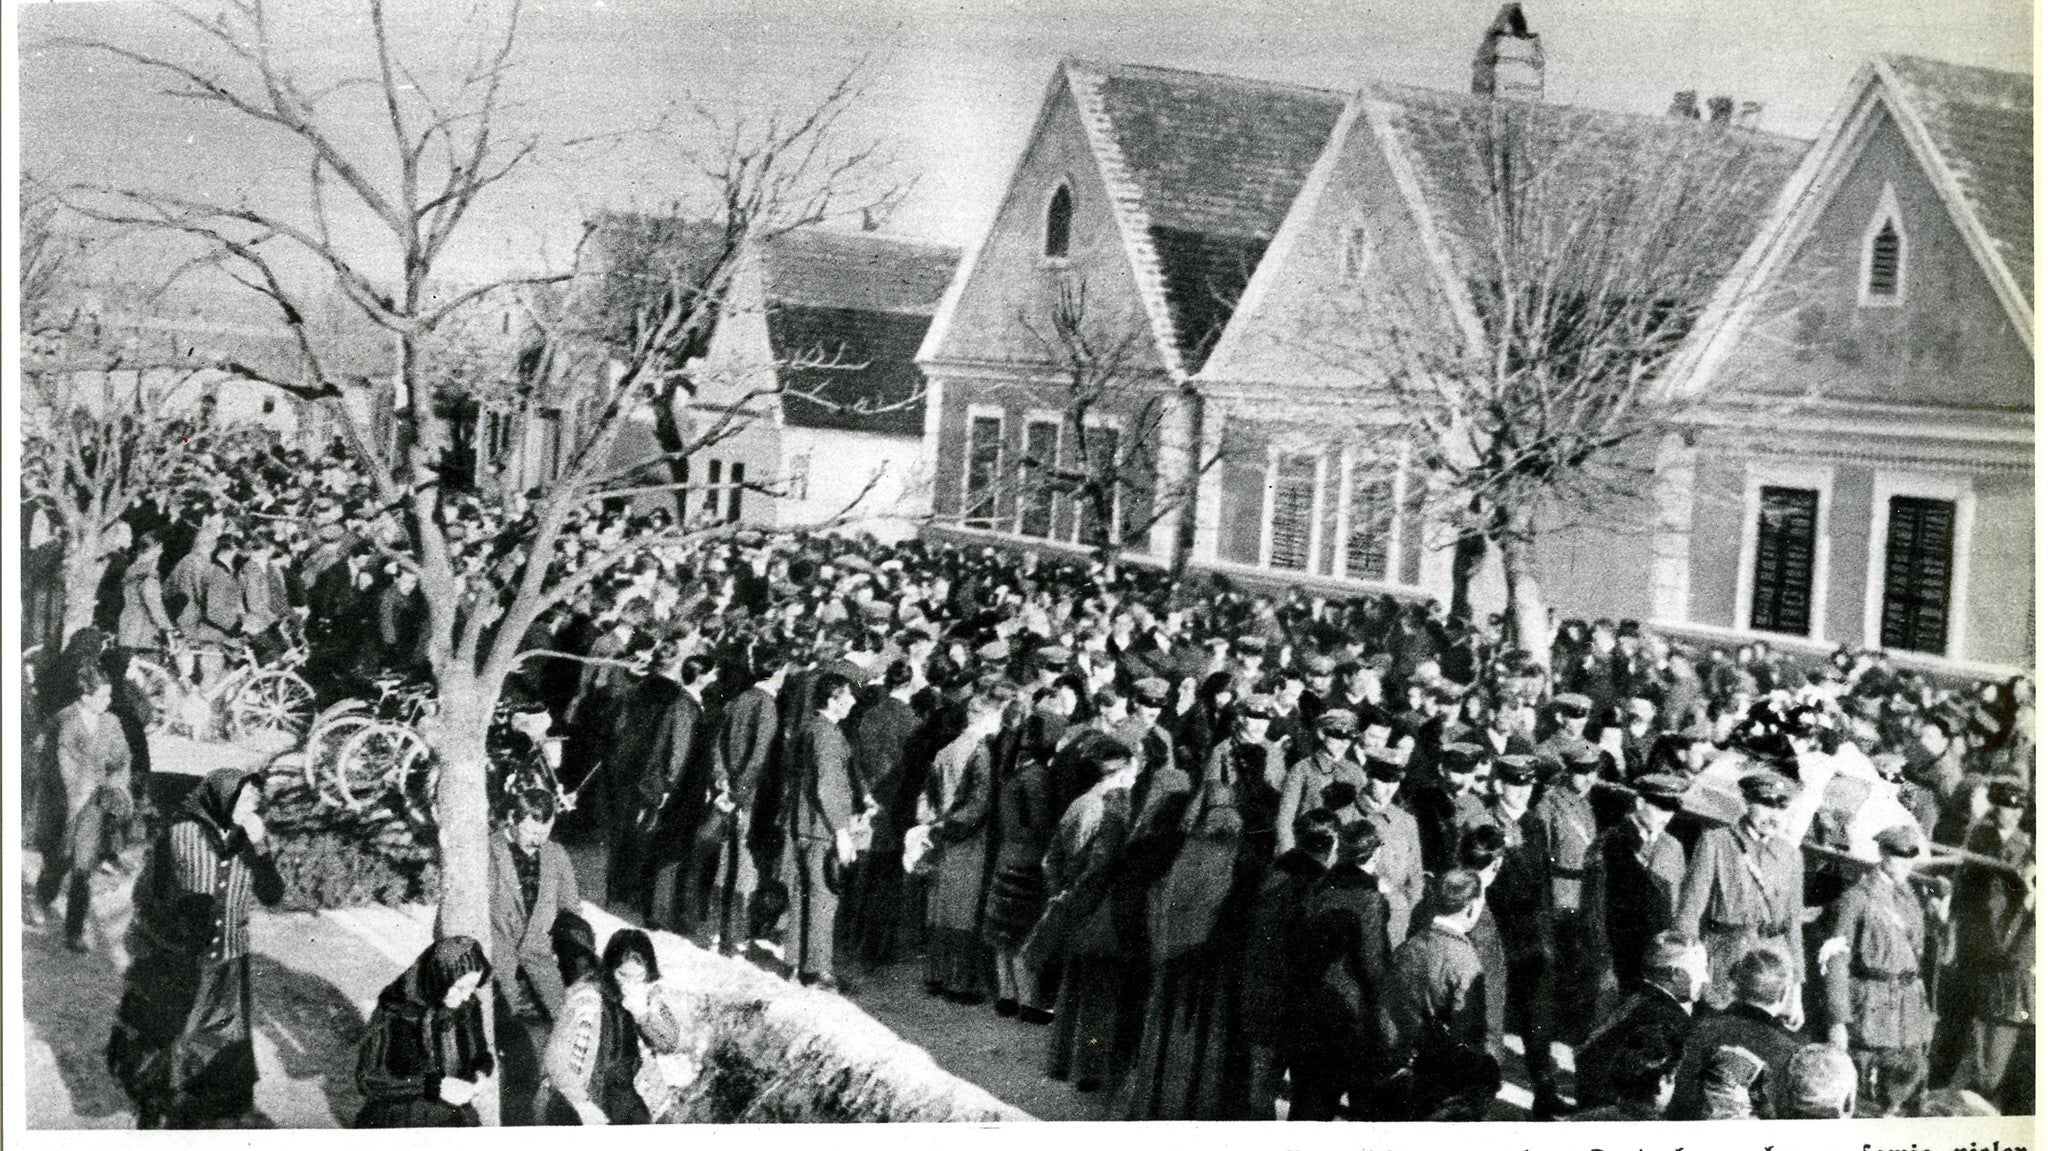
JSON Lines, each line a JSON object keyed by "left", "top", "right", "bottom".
{"left": 1654, "top": 55, "right": 2033, "bottom": 673}
{"left": 920, "top": 13, "right": 2031, "bottom": 677}
{"left": 581, "top": 218, "right": 957, "bottom": 537}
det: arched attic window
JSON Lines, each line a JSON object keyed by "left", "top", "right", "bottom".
{"left": 1043, "top": 183, "right": 1074, "bottom": 261}
{"left": 1860, "top": 185, "right": 1906, "bottom": 306}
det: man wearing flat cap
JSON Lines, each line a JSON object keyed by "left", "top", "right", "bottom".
{"left": 1535, "top": 692, "right": 1595, "bottom": 772}
{"left": 1586, "top": 772, "right": 1690, "bottom": 989}
{"left": 1296, "top": 652, "right": 1339, "bottom": 732}
{"left": 1532, "top": 741, "right": 1610, "bottom": 1037}
{"left": 1112, "top": 676, "right": 1179, "bottom": 774}
{"left": 1820, "top": 822, "right": 1952, "bottom": 1115}
{"left": 1275, "top": 709, "right": 1368, "bottom": 856}
{"left": 1676, "top": 770, "right": 1805, "bottom": 1011}
{"left": 1406, "top": 740, "right": 1488, "bottom": 874}
{"left": 1354, "top": 744, "right": 1426, "bottom": 948}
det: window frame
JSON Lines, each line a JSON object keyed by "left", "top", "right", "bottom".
{"left": 1015, "top": 411, "right": 1064, "bottom": 539}
{"left": 960, "top": 404, "right": 1007, "bottom": 531}
{"left": 1041, "top": 181, "right": 1075, "bottom": 266}
{"left": 1071, "top": 412, "right": 1124, "bottom": 547}
{"left": 1732, "top": 461, "right": 1834, "bottom": 643}
{"left": 1857, "top": 183, "right": 1907, "bottom": 308}
{"left": 1333, "top": 443, "right": 1406, "bottom": 582}
{"left": 1259, "top": 446, "right": 1327, "bottom": 573}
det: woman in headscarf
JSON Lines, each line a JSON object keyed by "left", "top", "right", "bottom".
{"left": 920, "top": 689, "right": 1005, "bottom": 1003}
{"left": 1034, "top": 739, "right": 1142, "bottom": 1093}
{"left": 541, "top": 913, "right": 651, "bottom": 1125}
{"left": 106, "top": 767, "right": 284, "bottom": 1128}
{"left": 353, "top": 937, "right": 495, "bottom": 1127}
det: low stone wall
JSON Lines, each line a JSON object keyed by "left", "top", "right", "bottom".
{"left": 581, "top": 905, "right": 1031, "bottom": 1123}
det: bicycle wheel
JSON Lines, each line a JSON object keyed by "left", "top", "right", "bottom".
{"left": 229, "top": 669, "right": 317, "bottom": 742}
{"left": 336, "top": 722, "right": 431, "bottom": 814}
{"left": 302, "top": 713, "right": 372, "bottom": 797}
{"left": 127, "top": 659, "right": 179, "bottom": 736}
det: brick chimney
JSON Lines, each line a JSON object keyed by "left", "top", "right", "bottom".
{"left": 1735, "top": 100, "right": 1763, "bottom": 130}
{"left": 1706, "top": 94, "right": 1735, "bottom": 124}
{"left": 1471, "top": 3, "right": 1544, "bottom": 101}
{"left": 1667, "top": 90, "right": 1701, "bottom": 119}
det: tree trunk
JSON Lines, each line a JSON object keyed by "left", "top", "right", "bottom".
{"left": 1167, "top": 390, "right": 1205, "bottom": 591}
{"left": 59, "top": 529, "right": 106, "bottom": 646}
{"left": 650, "top": 387, "right": 696, "bottom": 522}
{"left": 422, "top": 675, "right": 499, "bottom": 1121}
{"left": 1496, "top": 523, "right": 1551, "bottom": 671}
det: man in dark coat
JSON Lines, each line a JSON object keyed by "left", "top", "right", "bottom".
{"left": 710, "top": 650, "right": 788, "bottom": 951}
{"left": 1379, "top": 868, "right": 1493, "bottom": 1120}
{"left": 1241, "top": 808, "right": 1339, "bottom": 1118}
{"left": 845, "top": 659, "right": 924, "bottom": 965}
{"left": 1584, "top": 772, "right": 1690, "bottom": 988}
{"left": 1667, "top": 947, "right": 1804, "bottom": 1119}
{"left": 1575, "top": 931, "right": 1707, "bottom": 1110}
{"left": 1290, "top": 820, "right": 1392, "bottom": 1120}
{"left": 780, "top": 672, "right": 868, "bottom": 989}
{"left": 1404, "top": 741, "right": 1487, "bottom": 874}
{"left": 485, "top": 789, "right": 581, "bottom": 1126}
{"left": 642, "top": 653, "right": 720, "bottom": 932}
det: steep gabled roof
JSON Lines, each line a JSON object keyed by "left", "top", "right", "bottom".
{"left": 760, "top": 228, "right": 960, "bottom": 314}
{"left": 1063, "top": 60, "right": 1349, "bottom": 375}
{"left": 1877, "top": 54, "right": 2032, "bottom": 308}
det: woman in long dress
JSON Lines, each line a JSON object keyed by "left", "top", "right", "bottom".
{"left": 107, "top": 767, "right": 284, "bottom": 1128}
{"left": 921, "top": 692, "right": 1004, "bottom": 1002}
{"left": 353, "top": 937, "right": 495, "bottom": 1127}
{"left": 1035, "top": 740, "right": 1141, "bottom": 1092}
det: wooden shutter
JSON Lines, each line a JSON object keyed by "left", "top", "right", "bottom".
{"left": 1077, "top": 424, "right": 1121, "bottom": 548}
{"left": 964, "top": 415, "right": 1002, "bottom": 528}
{"left": 1880, "top": 496, "right": 1954, "bottom": 654}
{"left": 1269, "top": 454, "right": 1317, "bottom": 570}
{"left": 1868, "top": 221, "right": 1901, "bottom": 297}
{"left": 1017, "top": 420, "right": 1059, "bottom": 538}
{"left": 1345, "top": 463, "right": 1396, "bottom": 580}
{"left": 1749, "top": 486, "right": 1818, "bottom": 635}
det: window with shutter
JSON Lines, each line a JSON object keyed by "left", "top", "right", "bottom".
{"left": 1749, "top": 486, "right": 1819, "bottom": 635}
{"left": 1018, "top": 419, "right": 1059, "bottom": 538}
{"left": 1879, "top": 496, "right": 1954, "bottom": 654}
{"left": 963, "top": 415, "right": 1003, "bottom": 529}
{"left": 1268, "top": 454, "right": 1318, "bottom": 571}
{"left": 1076, "top": 424, "right": 1121, "bottom": 548}
{"left": 1043, "top": 184, "right": 1073, "bottom": 260}
{"left": 1345, "top": 463, "right": 1397, "bottom": 580}
{"left": 1867, "top": 220, "right": 1901, "bottom": 298}
{"left": 1218, "top": 455, "right": 1265, "bottom": 566}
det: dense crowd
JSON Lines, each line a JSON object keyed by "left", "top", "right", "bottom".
{"left": 23, "top": 430, "right": 2037, "bottom": 1126}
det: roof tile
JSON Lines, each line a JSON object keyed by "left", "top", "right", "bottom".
{"left": 1881, "top": 54, "right": 2033, "bottom": 303}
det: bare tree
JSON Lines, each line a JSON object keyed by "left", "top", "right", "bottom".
{"left": 1305, "top": 101, "right": 1798, "bottom": 662}
{"left": 956, "top": 279, "right": 1226, "bottom": 575}
{"left": 52, "top": 0, "right": 906, "bottom": 1039}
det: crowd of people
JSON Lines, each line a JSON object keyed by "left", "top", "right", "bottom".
{"left": 22, "top": 430, "right": 2038, "bottom": 1126}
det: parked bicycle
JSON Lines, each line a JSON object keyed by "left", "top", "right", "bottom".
{"left": 297, "top": 675, "right": 437, "bottom": 824}
{"left": 128, "top": 630, "right": 316, "bottom": 744}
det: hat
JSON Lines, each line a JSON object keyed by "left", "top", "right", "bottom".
{"left": 1553, "top": 692, "right": 1593, "bottom": 717}
{"left": 975, "top": 639, "right": 1011, "bottom": 664}
{"left": 1738, "top": 771, "right": 1796, "bottom": 808}
{"left": 1335, "top": 819, "right": 1383, "bottom": 864}
{"left": 1132, "top": 677, "right": 1170, "bottom": 708}
{"left": 1303, "top": 653, "right": 1338, "bottom": 676}
{"left": 1874, "top": 824, "right": 1925, "bottom": 858}
{"left": 1438, "top": 741, "right": 1484, "bottom": 772}
{"left": 1234, "top": 635, "right": 1268, "bottom": 655}
{"left": 1635, "top": 773, "right": 1690, "bottom": 808}
{"left": 861, "top": 600, "right": 895, "bottom": 623}
{"left": 1784, "top": 1044, "right": 1857, "bottom": 1117}
{"left": 1238, "top": 694, "right": 1281, "bottom": 720}
{"left": 1494, "top": 754, "right": 1539, "bottom": 785}
{"left": 1562, "top": 742, "right": 1604, "bottom": 771}
{"left": 1033, "top": 644, "right": 1069, "bottom": 670}
{"left": 1988, "top": 779, "right": 2029, "bottom": 809}
{"left": 1364, "top": 744, "right": 1411, "bottom": 780}
{"left": 1316, "top": 708, "right": 1360, "bottom": 738}
{"left": 1319, "top": 780, "right": 1360, "bottom": 811}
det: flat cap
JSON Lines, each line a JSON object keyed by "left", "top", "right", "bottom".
{"left": 1316, "top": 708, "right": 1360, "bottom": 737}
{"left": 1635, "top": 772, "right": 1690, "bottom": 807}
{"left": 1335, "top": 819, "right": 1383, "bottom": 864}
{"left": 1438, "top": 741, "right": 1485, "bottom": 772}
{"left": 1364, "top": 744, "right": 1411, "bottom": 779}
{"left": 1552, "top": 692, "right": 1593, "bottom": 715}
{"left": 1237, "top": 693, "right": 1282, "bottom": 720}
{"left": 1494, "top": 754, "right": 1539, "bottom": 784}
{"left": 1738, "top": 771, "right": 1796, "bottom": 808}
{"left": 1874, "top": 823, "right": 1925, "bottom": 858}
{"left": 1561, "top": 741, "right": 1604, "bottom": 770}
{"left": 1233, "top": 635, "right": 1269, "bottom": 654}
{"left": 1132, "top": 677, "right": 1170, "bottom": 708}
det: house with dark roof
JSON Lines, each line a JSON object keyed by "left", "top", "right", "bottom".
{"left": 919, "top": 11, "right": 2031, "bottom": 676}
{"left": 1653, "top": 54, "right": 2033, "bottom": 673}
{"left": 575, "top": 219, "right": 957, "bottom": 536}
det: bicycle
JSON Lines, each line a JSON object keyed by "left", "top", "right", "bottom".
{"left": 129, "top": 629, "right": 317, "bottom": 744}
{"left": 302, "top": 676, "right": 437, "bottom": 824}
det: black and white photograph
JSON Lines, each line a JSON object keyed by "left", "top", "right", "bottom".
{"left": 6, "top": 0, "right": 2037, "bottom": 1139}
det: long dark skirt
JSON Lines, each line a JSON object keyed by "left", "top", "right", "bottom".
{"left": 107, "top": 950, "right": 258, "bottom": 1127}
{"left": 355, "top": 1097, "right": 481, "bottom": 1127}
{"left": 924, "top": 927, "right": 991, "bottom": 999}
{"left": 1120, "top": 945, "right": 1249, "bottom": 1119}
{"left": 1044, "top": 955, "right": 1138, "bottom": 1089}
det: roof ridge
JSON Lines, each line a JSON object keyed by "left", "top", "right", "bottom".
{"left": 1880, "top": 52, "right": 2032, "bottom": 83}
{"left": 1063, "top": 63, "right": 1190, "bottom": 376}
{"left": 1066, "top": 55, "right": 1349, "bottom": 102}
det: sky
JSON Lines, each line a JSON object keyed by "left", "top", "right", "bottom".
{"left": 17, "top": 0, "right": 2035, "bottom": 287}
